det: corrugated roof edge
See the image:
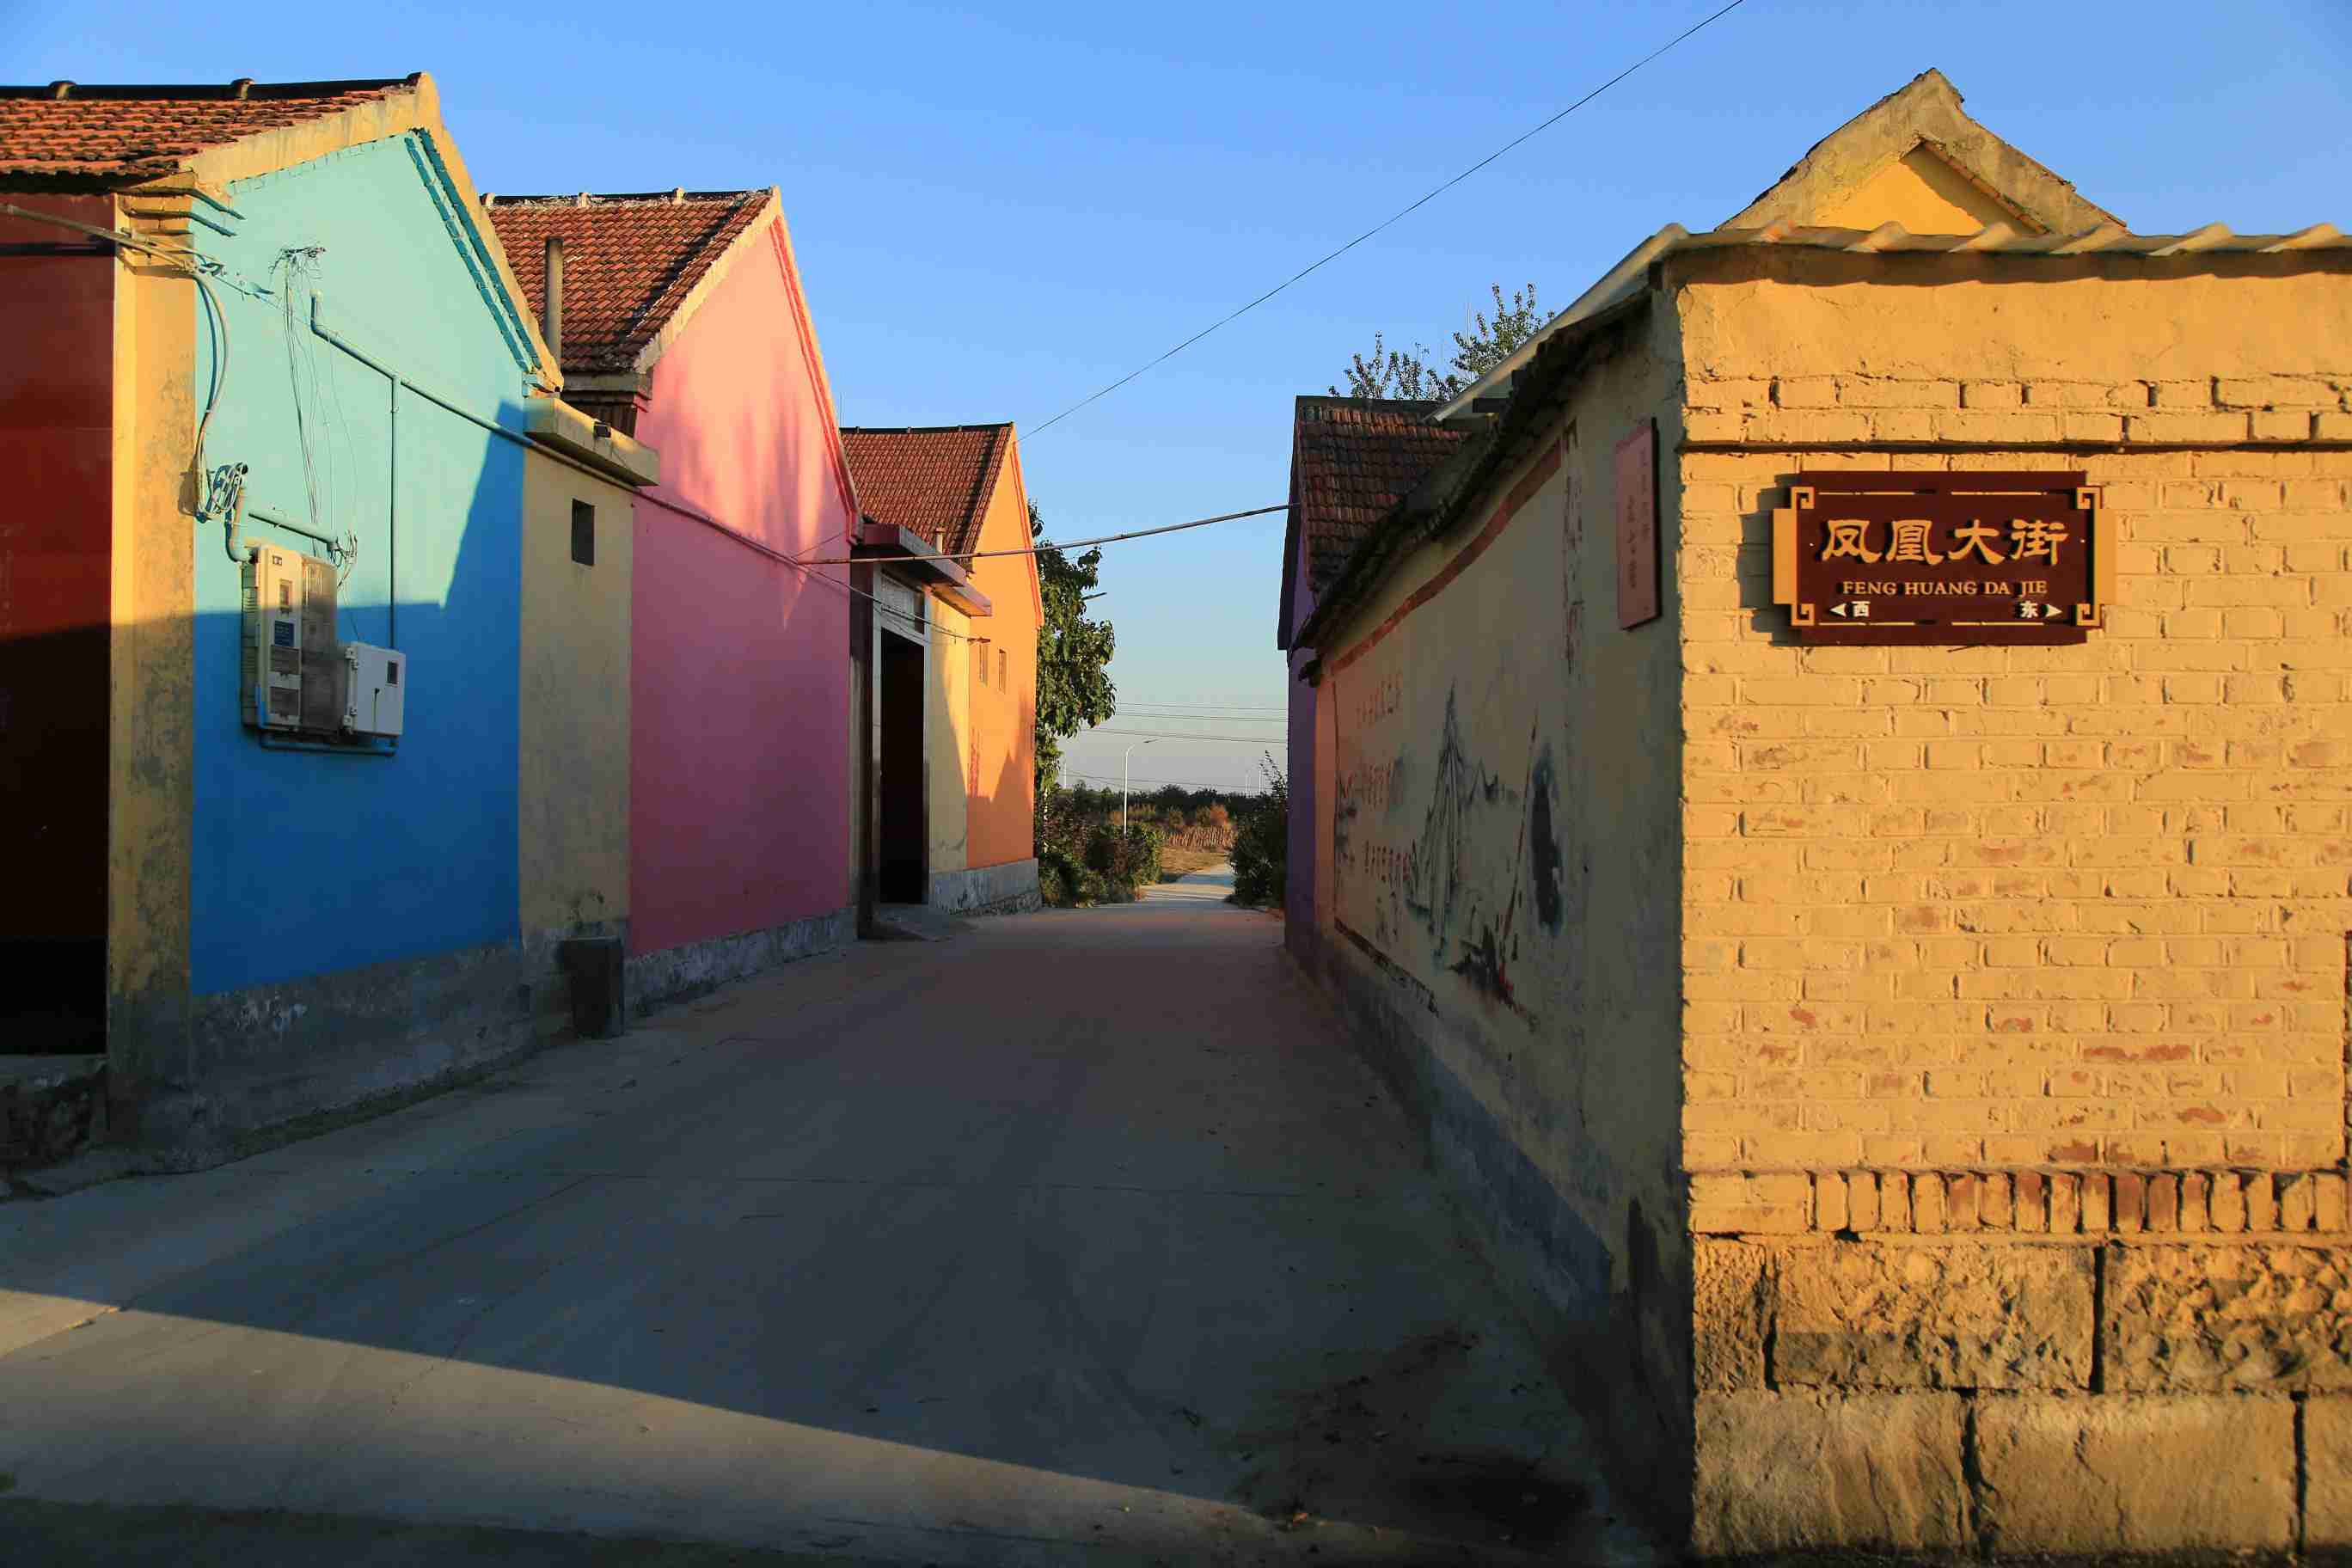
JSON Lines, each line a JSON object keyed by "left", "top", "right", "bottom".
{"left": 1297, "top": 291, "right": 1652, "bottom": 656}
{"left": 1308, "top": 217, "right": 2349, "bottom": 654}
{"left": 1434, "top": 219, "right": 2349, "bottom": 427}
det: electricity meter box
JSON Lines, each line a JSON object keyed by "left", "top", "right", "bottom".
{"left": 341, "top": 643, "right": 406, "bottom": 738}
{"left": 240, "top": 544, "right": 339, "bottom": 732}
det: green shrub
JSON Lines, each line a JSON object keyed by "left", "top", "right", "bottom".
{"left": 1230, "top": 756, "right": 1288, "bottom": 909}
{"left": 1038, "top": 850, "right": 1081, "bottom": 908}
{"left": 1084, "top": 822, "right": 1161, "bottom": 891}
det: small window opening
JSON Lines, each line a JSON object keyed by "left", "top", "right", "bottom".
{"left": 571, "top": 499, "right": 595, "bottom": 566}
{"left": 997, "top": 649, "right": 1008, "bottom": 690}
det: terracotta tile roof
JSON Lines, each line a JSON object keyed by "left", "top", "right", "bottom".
{"left": 1291, "top": 397, "right": 1468, "bottom": 592}
{"left": 840, "top": 424, "right": 1014, "bottom": 558}
{"left": 481, "top": 190, "right": 770, "bottom": 374}
{"left": 0, "top": 77, "right": 417, "bottom": 180}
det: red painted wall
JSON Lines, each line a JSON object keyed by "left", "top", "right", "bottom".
{"left": 0, "top": 199, "right": 113, "bottom": 949}
{"left": 628, "top": 217, "right": 856, "bottom": 955}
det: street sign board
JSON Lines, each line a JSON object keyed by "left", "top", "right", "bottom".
{"left": 1615, "top": 420, "right": 1658, "bottom": 629}
{"left": 1772, "top": 471, "right": 2110, "bottom": 646}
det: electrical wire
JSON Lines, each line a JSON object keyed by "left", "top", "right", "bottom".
{"left": 792, "top": 503, "right": 1286, "bottom": 567}
{"left": 1118, "top": 709, "right": 1284, "bottom": 723}
{"left": 1063, "top": 769, "right": 1269, "bottom": 793}
{"left": 1118, "top": 701, "right": 1286, "bottom": 711}
{"left": 1079, "top": 727, "right": 1289, "bottom": 744}
{"left": 1019, "top": 0, "right": 1751, "bottom": 439}
{"left": 0, "top": 202, "right": 242, "bottom": 542}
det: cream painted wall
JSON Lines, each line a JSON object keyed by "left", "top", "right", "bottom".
{"left": 963, "top": 460, "right": 1040, "bottom": 870}
{"left": 928, "top": 598, "right": 971, "bottom": 874}
{"left": 1307, "top": 301, "right": 1694, "bottom": 1495}
{"left": 519, "top": 448, "right": 632, "bottom": 940}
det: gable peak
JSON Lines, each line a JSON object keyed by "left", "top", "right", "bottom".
{"left": 1724, "top": 68, "right": 2121, "bottom": 236}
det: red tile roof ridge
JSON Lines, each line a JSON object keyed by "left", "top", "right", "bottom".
{"left": 484, "top": 188, "right": 767, "bottom": 207}
{"left": 839, "top": 425, "right": 1015, "bottom": 557}
{"left": 481, "top": 189, "right": 776, "bottom": 372}
{"left": 840, "top": 420, "right": 1014, "bottom": 434}
{"left": 0, "top": 76, "right": 420, "bottom": 101}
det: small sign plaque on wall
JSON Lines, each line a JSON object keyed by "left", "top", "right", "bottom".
{"left": 1772, "top": 471, "right": 2111, "bottom": 646}
{"left": 1615, "top": 420, "right": 1658, "bottom": 629}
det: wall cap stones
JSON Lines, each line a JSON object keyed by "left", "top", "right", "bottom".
{"left": 1690, "top": 1166, "right": 2350, "bottom": 1239}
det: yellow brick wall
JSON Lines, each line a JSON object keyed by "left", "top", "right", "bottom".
{"left": 1677, "top": 426, "right": 2351, "bottom": 1175}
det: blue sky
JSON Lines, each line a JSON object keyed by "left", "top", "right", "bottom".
{"left": 9, "top": 0, "right": 2347, "bottom": 791}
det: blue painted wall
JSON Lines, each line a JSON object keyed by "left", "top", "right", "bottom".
{"left": 191, "top": 133, "right": 534, "bottom": 996}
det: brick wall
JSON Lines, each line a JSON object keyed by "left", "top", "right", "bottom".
{"left": 1678, "top": 424, "right": 2351, "bottom": 1178}
{"left": 1664, "top": 255, "right": 2352, "bottom": 1554}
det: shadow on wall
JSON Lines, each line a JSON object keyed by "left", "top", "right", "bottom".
{"left": 132, "top": 429, "right": 536, "bottom": 1155}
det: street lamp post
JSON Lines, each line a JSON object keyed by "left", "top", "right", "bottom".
{"left": 1122, "top": 738, "right": 1156, "bottom": 831}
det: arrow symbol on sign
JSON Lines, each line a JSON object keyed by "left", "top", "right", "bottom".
{"left": 1829, "top": 601, "right": 1870, "bottom": 619}
{"left": 2043, "top": 602, "right": 2064, "bottom": 620}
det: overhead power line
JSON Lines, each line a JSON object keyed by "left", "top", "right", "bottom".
{"left": 1118, "top": 709, "right": 1285, "bottom": 723}
{"left": 1066, "top": 769, "right": 1265, "bottom": 793}
{"left": 1079, "top": 727, "right": 1288, "bottom": 744}
{"left": 1120, "top": 701, "right": 1287, "bottom": 711}
{"left": 1021, "top": 0, "right": 1752, "bottom": 439}
{"left": 794, "top": 503, "right": 1286, "bottom": 567}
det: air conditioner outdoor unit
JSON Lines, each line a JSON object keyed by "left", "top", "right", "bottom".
{"left": 340, "top": 643, "right": 406, "bottom": 738}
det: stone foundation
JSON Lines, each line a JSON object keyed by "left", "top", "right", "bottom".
{"left": 1692, "top": 1165, "right": 2352, "bottom": 1554}
{"left": 927, "top": 857, "right": 1040, "bottom": 916}
{"left": 627, "top": 905, "right": 854, "bottom": 1015}
{"left": 0, "top": 1055, "right": 107, "bottom": 1172}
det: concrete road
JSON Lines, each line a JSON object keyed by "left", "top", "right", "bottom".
{"left": 1134, "top": 861, "right": 1239, "bottom": 910}
{"left": 0, "top": 898, "right": 1655, "bottom": 1566}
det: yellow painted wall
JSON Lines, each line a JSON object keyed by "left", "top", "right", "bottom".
{"left": 519, "top": 447, "right": 631, "bottom": 952}
{"left": 928, "top": 597, "right": 971, "bottom": 875}
{"left": 107, "top": 203, "right": 199, "bottom": 1087}
{"left": 1810, "top": 146, "right": 2013, "bottom": 234}
{"left": 1671, "top": 253, "right": 2352, "bottom": 1185}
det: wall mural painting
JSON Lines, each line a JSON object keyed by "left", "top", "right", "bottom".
{"left": 1333, "top": 456, "right": 1567, "bottom": 1025}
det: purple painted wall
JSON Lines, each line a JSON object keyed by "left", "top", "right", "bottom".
{"left": 1284, "top": 533, "right": 1318, "bottom": 949}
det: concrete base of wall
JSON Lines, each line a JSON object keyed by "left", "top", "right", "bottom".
{"left": 0, "top": 1055, "right": 107, "bottom": 1171}
{"left": 1292, "top": 935, "right": 1694, "bottom": 1542}
{"left": 627, "top": 905, "right": 853, "bottom": 1016}
{"left": 928, "top": 857, "right": 1040, "bottom": 916}
{"left": 123, "top": 938, "right": 541, "bottom": 1172}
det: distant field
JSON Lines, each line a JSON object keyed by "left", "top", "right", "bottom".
{"left": 1157, "top": 846, "right": 1226, "bottom": 881}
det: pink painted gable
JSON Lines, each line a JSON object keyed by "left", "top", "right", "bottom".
{"left": 636, "top": 217, "right": 857, "bottom": 554}
{"left": 628, "top": 214, "right": 856, "bottom": 955}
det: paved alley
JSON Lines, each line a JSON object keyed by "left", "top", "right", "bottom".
{"left": 0, "top": 899, "right": 1654, "bottom": 1567}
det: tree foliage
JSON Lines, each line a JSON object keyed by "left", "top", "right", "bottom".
{"left": 1331, "top": 330, "right": 1455, "bottom": 402}
{"left": 1332, "top": 282, "right": 1546, "bottom": 404}
{"left": 1031, "top": 499, "right": 1117, "bottom": 798}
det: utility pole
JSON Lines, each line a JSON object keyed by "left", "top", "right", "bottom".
{"left": 1122, "top": 738, "right": 1155, "bottom": 831}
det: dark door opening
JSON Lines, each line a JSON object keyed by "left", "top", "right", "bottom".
{"left": 876, "top": 633, "right": 927, "bottom": 904}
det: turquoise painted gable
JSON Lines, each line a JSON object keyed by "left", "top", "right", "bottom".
{"left": 190, "top": 131, "right": 531, "bottom": 995}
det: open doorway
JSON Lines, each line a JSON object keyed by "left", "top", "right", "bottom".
{"left": 876, "top": 631, "right": 928, "bottom": 904}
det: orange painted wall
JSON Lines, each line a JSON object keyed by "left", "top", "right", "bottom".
{"left": 961, "top": 449, "right": 1040, "bottom": 869}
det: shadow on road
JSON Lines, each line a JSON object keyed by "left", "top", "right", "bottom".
{"left": 0, "top": 905, "right": 1655, "bottom": 1566}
